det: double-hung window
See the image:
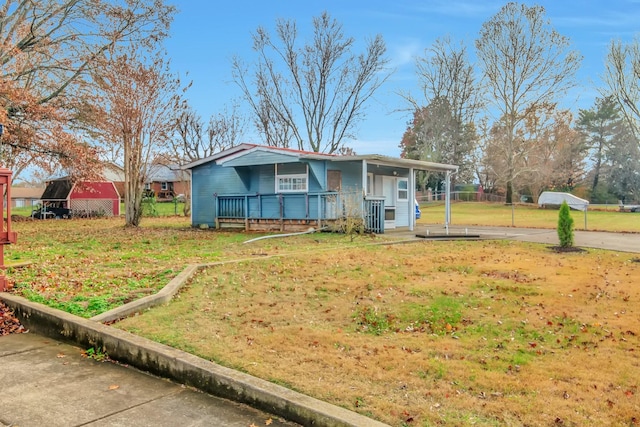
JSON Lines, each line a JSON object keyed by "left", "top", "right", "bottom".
{"left": 397, "top": 178, "right": 408, "bottom": 201}
{"left": 275, "top": 163, "right": 308, "bottom": 193}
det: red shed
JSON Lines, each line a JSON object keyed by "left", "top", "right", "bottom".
{"left": 41, "top": 178, "right": 120, "bottom": 217}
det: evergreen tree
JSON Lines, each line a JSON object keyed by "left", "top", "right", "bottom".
{"left": 557, "top": 201, "right": 574, "bottom": 248}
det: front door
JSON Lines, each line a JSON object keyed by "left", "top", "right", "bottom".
{"left": 382, "top": 176, "right": 396, "bottom": 229}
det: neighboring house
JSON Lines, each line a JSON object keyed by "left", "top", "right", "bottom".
{"left": 40, "top": 178, "right": 121, "bottom": 217}
{"left": 145, "top": 163, "right": 190, "bottom": 201}
{"left": 183, "top": 144, "right": 458, "bottom": 233}
{"left": 11, "top": 187, "right": 44, "bottom": 208}
{"left": 101, "top": 163, "right": 125, "bottom": 201}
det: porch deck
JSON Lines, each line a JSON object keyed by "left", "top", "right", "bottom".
{"left": 214, "top": 193, "right": 385, "bottom": 233}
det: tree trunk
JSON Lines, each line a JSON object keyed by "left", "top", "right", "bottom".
{"left": 591, "top": 142, "right": 603, "bottom": 195}
{"left": 124, "top": 133, "right": 144, "bottom": 227}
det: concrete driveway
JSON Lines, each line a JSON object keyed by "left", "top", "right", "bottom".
{"left": 395, "top": 225, "right": 639, "bottom": 254}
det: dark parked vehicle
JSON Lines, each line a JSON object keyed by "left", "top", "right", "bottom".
{"left": 31, "top": 207, "right": 72, "bottom": 219}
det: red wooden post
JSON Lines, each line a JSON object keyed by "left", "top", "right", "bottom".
{"left": 0, "top": 168, "right": 18, "bottom": 291}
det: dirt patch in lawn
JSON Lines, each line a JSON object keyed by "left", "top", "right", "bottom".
{"left": 116, "top": 240, "right": 640, "bottom": 426}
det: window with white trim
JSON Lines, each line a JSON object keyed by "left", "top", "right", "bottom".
{"left": 275, "top": 163, "right": 308, "bottom": 192}
{"left": 161, "top": 182, "right": 168, "bottom": 191}
{"left": 397, "top": 178, "right": 408, "bottom": 200}
{"left": 367, "top": 173, "right": 374, "bottom": 195}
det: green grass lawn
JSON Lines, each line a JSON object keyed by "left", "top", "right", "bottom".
{"left": 419, "top": 201, "right": 640, "bottom": 232}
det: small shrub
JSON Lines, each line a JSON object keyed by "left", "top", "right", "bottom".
{"left": 557, "top": 201, "right": 574, "bottom": 248}
{"left": 83, "top": 347, "right": 108, "bottom": 362}
{"left": 142, "top": 196, "right": 159, "bottom": 217}
{"left": 328, "top": 190, "right": 365, "bottom": 241}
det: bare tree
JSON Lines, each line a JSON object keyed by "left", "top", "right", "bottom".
{"left": 475, "top": 2, "right": 581, "bottom": 203}
{"left": 602, "top": 38, "right": 640, "bottom": 140}
{"left": 522, "top": 109, "right": 586, "bottom": 201}
{"left": 95, "top": 47, "right": 185, "bottom": 227}
{"left": 411, "top": 36, "right": 483, "bottom": 127}
{"left": 402, "top": 37, "right": 482, "bottom": 184}
{"left": 0, "top": 0, "right": 175, "bottom": 180}
{"left": 232, "top": 12, "right": 390, "bottom": 153}
{"left": 171, "top": 104, "right": 246, "bottom": 163}
{"left": 166, "top": 103, "right": 246, "bottom": 216}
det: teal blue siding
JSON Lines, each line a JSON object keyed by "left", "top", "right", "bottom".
{"left": 190, "top": 156, "right": 371, "bottom": 227}
{"left": 307, "top": 161, "right": 326, "bottom": 190}
{"left": 327, "top": 161, "right": 363, "bottom": 191}
{"left": 191, "top": 162, "right": 249, "bottom": 226}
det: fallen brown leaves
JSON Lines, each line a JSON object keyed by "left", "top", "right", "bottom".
{"left": 0, "top": 300, "right": 25, "bottom": 335}
{"left": 117, "top": 240, "right": 640, "bottom": 426}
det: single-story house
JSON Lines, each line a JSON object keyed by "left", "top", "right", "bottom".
{"left": 145, "top": 163, "right": 190, "bottom": 201}
{"left": 183, "top": 144, "right": 458, "bottom": 233}
{"left": 10, "top": 187, "right": 44, "bottom": 208}
{"left": 40, "top": 178, "right": 121, "bottom": 217}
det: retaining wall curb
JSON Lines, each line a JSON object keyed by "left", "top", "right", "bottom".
{"left": 1, "top": 293, "right": 390, "bottom": 427}
{"left": 90, "top": 264, "right": 201, "bottom": 323}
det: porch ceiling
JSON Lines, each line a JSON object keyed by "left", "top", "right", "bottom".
{"left": 325, "top": 154, "right": 458, "bottom": 172}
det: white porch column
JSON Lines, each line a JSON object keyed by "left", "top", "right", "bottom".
{"left": 362, "top": 160, "right": 368, "bottom": 224}
{"left": 409, "top": 167, "right": 415, "bottom": 231}
{"left": 362, "top": 159, "right": 368, "bottom": 194}
{"left": 445, "top": 170, "right": 451, "bottom": 228}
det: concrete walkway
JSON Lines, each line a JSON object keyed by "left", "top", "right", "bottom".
{"left": 0, "top": 332, "right": 300, "bottom": 427}
{"left": 0, "top": 292, "right": 390, "bottom": 427}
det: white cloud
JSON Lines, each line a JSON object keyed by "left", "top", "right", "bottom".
{"left": 388, "top": 38, "right": 422, "bottom": 69}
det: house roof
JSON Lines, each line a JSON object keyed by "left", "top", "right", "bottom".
{"left": 41, "top": 179, "right": 73, "bottom": 201}
{"left": 183, "top": 144, "right": 458, "bottom": 173}
{"left": 41, "top": 178, "right": 120, "bottom": 201}
{"left": 146, "top": 163, "right": 188, "bottom": 183}
{"left": 180, "top": 144, "right": 258, "bottom": 170}
{"left": 11, "top": 187, "right": 44, "bottom": 199}
{"left": 102, "top": 163, "right": 125, "bottom": 182}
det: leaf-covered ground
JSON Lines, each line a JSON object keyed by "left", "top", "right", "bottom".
{"left": 3, "top": 215, "right": 640, "bottom": 426}
{"left": 4, "top": 217, "right": 348, "bottom": 318}
{"left": 117, "top": 240, "right": 640, "bottom": 427}
{"left": 0, "top": 301, "right": 25, "bottom": 335}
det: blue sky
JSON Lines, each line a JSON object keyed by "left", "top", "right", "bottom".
{"left": 164, "top": 0, "right": 640, "bottom": 156}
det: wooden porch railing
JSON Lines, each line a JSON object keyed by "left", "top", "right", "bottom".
{"left": 214, "top": 192, "right": 385, "bottom": 233}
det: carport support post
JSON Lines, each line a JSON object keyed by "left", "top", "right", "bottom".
{"left": 444, "top": 170, "right": 451, "bottom": 229}
{"left": 584, "top": 205, "right": 588, "bottom": 230}
{"left": 0, "top": 168, "right": 17, "bottom": 291}
{"left": 409, "top": 167, "right": 415, "bottom": 231}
